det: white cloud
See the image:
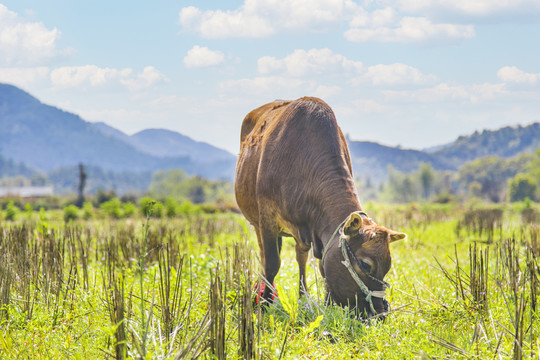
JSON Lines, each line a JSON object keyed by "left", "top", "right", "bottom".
{"left": 349, "top": 7, "right": 399, "bottom": 28}
{"left": 50, "top": 65, "right": 132, "bottom": 87}
{"left": 179, "top": 0, "right": 360, "bottom": 38}
{"left": 0, "top": 66, "right": 50, "bottom": 86}
{"left": 179, "top": 5, "right": 274, "bottom": 38}
{"left": 383, "top": 82, "right": 507, "bottom": 103}
{"left": 184, "top": 46, "right": 225, "bottom": 68}
{"left": 360, "top": 63, "right": 437, "bottom": 85}
{"left": 120, "top": 66, "right": 168, "bottom": 91}
{"left": 497, "top": 66, "right": 540, "bottom": 85}
{"left": 0, "top": 4, "right": 69, "bottom": 65}
{"left": 258, "top": 48, "right": 364, "bottom": 77}
{"left": 179, "top": 1, "right": 479, "bottom": 44}
{"left": 385, "top": 0, "right": 540, "bottom": 18}
{"left": 345, "top": 16, "right": 475, "bottom": 44}
{"left": 257, "top": 48, "right": 434, "bottom": 87}
{"left": 50, "top": 65, "right": 166, "bottom": 90}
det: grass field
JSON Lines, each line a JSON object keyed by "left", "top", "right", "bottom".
{"left": 0, "top": 203, "right": 538, "bottom": 359}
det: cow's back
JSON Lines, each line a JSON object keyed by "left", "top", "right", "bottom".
{"left": 235, "top": 97, "right": 354, "bottom": 231}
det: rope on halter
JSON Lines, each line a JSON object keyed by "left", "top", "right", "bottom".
{"left": 322, "top": 210, "right": 389, "bottom": 316}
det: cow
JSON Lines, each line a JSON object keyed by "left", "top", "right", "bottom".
{"left": 234, "top": 97, "right": 406, "bottom": 317}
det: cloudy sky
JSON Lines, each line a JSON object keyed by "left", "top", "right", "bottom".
{"left": 1, "top": 1, "right": 540, "bottom": 154}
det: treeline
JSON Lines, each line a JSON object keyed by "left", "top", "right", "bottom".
{"left": 360, "top": 149, "right": 540, "bottom": 203}
{"left": 1, "top": 194, "right": 236, "bottom": 223}
{"left": 0, "top": 169, "right": 236, "bottom": 222}
{"left": 3, "top": 149, "right": 539, "bottom": 211}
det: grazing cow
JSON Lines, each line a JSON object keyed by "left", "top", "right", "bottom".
{"left": 234, "top": 97, "right": 406, "bottom": 316}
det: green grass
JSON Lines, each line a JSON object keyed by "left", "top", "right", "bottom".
{"left": 0, "top": 204, "right": 538, "bottom": 359}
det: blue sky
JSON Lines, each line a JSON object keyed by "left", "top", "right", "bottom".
{"left": 1, "top": 0, "right": 540, "bottom": 154}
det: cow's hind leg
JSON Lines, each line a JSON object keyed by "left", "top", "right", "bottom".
{"left": 259, "top": 223, "right": 281, "bottom": 303}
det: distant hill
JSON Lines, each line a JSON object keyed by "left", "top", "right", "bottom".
{"left": 0, "top": 154, "right": 38, "bottom": 178}
{"left": 0, "top": 83, "right": 236, "bottom": 180}
{"left": 47, "top": 165, "right": 153, "bottom": 195}
{"left": 431, "top": 123, "right": 540, "bottom": 168}
{"left": 1, "top": 83, "right": 539, "bottom": 191}
{"left": 346, "top": 141, "right": 451, "bottom": 182}
{"left": 348, "top": 122, "right": 540, "bottom": 182}
{"left": 92, "top": 123, "right": 234, "bottom": 164}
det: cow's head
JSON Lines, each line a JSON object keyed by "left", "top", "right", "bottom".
{"left": 324, "top": 212, "right": 406, "bottom": 317}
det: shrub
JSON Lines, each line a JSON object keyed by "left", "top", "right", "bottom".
{"left": 24, "top": 203, "right": 34, "bottom": 218}
{"left": 152, "top": 202, "right": 163, "bottom": 218}
{"left": 122, "top": 202, "right": 137, "bottom": 217}
{"left": 100, "top": 198, "right": 123, "bottom": 219}
{"left": 32, "top": 196, "right": 62, "bottom": 210}
{"left": 177, "top": 201, "right": 202, "bottom": 216}
{"left": 82, "top": 201, "right": 94, "bottom": 219}
{"left": 63, "top": 204, "right": 80, "bottom": 222}
{"left": 508, "top": 173, "right": 537, "bottom": 202}
{"left": 139, "top": 197, "right": 163, "bottom": 218}
{"left": 164, "top": 197, "right": 178, "bottom": 218}
{"left": 94, "top": 189, "right": 117, "bottom": 206}
{"left": 5, "top": 201, "right": 19, "bottom": 221}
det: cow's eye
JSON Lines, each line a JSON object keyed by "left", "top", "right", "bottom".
{"left": 360, "top": 260, "right": 372, "bottom": 273}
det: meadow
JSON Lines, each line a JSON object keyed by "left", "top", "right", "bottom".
{"left": 0, "top": 202, "right": 538, "bottom": 359}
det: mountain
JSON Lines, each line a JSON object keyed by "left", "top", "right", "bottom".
{"left": 0, "top": 83, "right": 236, "bottom": 180}
{"left": 346, "top": 141, "right": 451, "bottom": 182}
{"left": 431, "top": 123, "right": 540, "bottom": 168}
{"left": 1, "top": 82, "right": 538, "bottom": 189}
{"left": 92, "top": 123, "right": 234, "bottom": 164}
{"left": 347, "top": 122, "right": 540, "bottom": 182}
{"left": 0, "top": 154, "right": 38, "bottom": 178}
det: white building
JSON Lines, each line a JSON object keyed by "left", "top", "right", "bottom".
{"left": 0, "top": 186, "right": 54, "bottom": 198}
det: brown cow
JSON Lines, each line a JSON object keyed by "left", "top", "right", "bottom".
{"left": 235, "top": 97, "right": 406, "bottom": 316}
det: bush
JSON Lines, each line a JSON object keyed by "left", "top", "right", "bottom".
{"left": 94, "top": 189, "right": 117, "bottom": 206}
{"left": 151, "top": 202, "right": 163, "bottom": 218}
{"left": 24, "top": 203, "right": 34, "bottom": 218}
{"left": 63, "top": 204, "right": 80, "bottom": 222}
{"left": 100, "top": 198, "right": 123, "bottom": 219}
{"left": 1, "top": 197, "right": 22, "bottom": 210}
{"left": 122, "top": 202, "right": 137, "bottom": 217}
{"left": 508, "top": 173, "right": 537, "bottom": 202}
{"left": 177, "top": 201, "right": 202, "bottom": 216}
{"left": 164, "top": 197, "right": 178, "bottom": 218}
{"left": 5, "top": 201, "right": 19, "bottom": 221}
{"left": 32, "top": 196, "right": 62, "bottom": 210}
{"left": 82, "top": 201, "right": 94, "bottom": 219}
{"left": 139, "top": 197, "right": 163, "bottom": 218}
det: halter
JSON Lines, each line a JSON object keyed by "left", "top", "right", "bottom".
{"left": 321, "top": 211, "right": 390, "bottom": 316}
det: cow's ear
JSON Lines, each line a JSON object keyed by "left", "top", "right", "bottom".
{"left": 343, "top": 212, "right": 362, "bottom": 236}
{"left": 388, "top": 230, "right": 407, "bottom": 243}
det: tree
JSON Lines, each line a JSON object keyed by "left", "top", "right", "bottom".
{"left": 457, "top": 155, "right": 532, "bottom": 202}
{"left": 508, "top": 174, "right": 537, "bottom": 202}
{"left": 419, "top": 163, "right": 435, "bottom": 199}
{"left": 149, "top": 169, "right": 233, "bottom": 204}
{"left": 385, "top": 166, "right": 420, "bottom": 203}
{"left": 76, "top": 163, "right": 87, "bottom": 207}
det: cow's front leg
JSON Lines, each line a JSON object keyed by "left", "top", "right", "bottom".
{"left": 295, "top": 241, "right": 310, "bottom": 297}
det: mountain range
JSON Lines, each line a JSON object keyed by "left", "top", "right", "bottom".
{"left": 1, "top": 82, "right": 539, "bottom": 192}
{"left": 346, "top": 123, "right": 540, "bottom": 183}
{"left": 0, "top": 83, "right": 236, "bottom": 181}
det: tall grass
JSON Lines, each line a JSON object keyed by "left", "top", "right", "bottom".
{"left": 0, "top": 205, "right": 538, "bottom": 359}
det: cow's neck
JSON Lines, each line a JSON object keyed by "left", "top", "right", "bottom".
{"left": 315, "top": 184, "right": 363, "bottom": 252}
